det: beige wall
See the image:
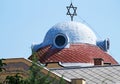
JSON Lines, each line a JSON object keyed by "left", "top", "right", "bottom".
{"left": 71, "top": 79, "right": 86, "bottom": 84}
{"left": 0, "top": 58, "right": 70, "bottom": 84}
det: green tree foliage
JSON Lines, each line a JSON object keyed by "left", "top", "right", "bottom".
{"left": 5, "top": 73, "right": 24, "bottom": 84}
{"left": 3, "top": 53, "right": 66, "bottom": 84}
{"left": 25, "top": 53, "right": 66, "bottom": 84}
{"left": 0, "top": 59, "right": 6, "bottom": 72}
{"left": 25, "top": 53, "right": 55, "bottom": 84}
{"left": 0, "top": 59, "right": 6, "bottom": 84}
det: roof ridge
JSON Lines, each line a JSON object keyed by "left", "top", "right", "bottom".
{"left": 50, "top": 64, "right": 120, "bottom": 70}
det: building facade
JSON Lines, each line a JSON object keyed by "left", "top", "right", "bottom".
{"left": 0, "top": 3, "right": 119, "bottom": 84}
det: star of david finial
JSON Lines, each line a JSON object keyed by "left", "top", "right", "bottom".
{"left": 66, "top": 3, "right": 77, "bottom": 21}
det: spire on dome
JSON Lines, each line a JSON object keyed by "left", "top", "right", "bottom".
{"left": 66, "top": 2, "right": 77, "bottom": 21}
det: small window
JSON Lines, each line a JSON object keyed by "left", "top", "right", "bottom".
{"left": 54, "top": 34, "right": 68, "bottom": 48}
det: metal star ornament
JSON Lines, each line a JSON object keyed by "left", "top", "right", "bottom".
{"left": 66, "top": 3, "right": 77, "bottom": 21}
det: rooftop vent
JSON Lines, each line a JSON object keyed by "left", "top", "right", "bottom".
{"left": 94, "top": 58, "right": 104, "bottom": 66}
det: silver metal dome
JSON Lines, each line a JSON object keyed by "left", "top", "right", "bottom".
{"left": 32, "top": 21, "right": 97, "bottom": 51}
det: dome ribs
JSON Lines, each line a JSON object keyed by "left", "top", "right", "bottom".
{"left": 33, "top": 44, "right": 118, "bottom": 64}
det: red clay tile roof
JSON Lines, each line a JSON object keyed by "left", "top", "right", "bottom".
{"left": 30, "top": 44, "right": 118, "bottom": 64}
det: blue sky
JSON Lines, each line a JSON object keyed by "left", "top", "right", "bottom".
{"left": 0, "top": 0, "right": 120, "bottom": 63}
